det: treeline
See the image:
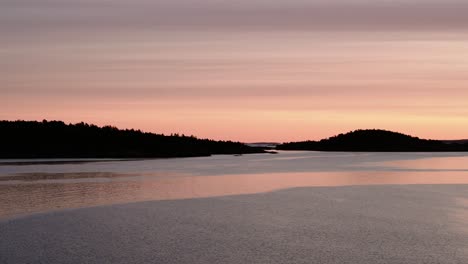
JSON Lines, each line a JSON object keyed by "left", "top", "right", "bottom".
{"left": 277, "top": 129, "right": 468, "bottom": 152}
{"left": 0, "top": 120, "right": 266, "bottom": 158}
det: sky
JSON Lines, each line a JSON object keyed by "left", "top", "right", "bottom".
{"left": 1, "top": 0, "right": 468, "bottom": 142}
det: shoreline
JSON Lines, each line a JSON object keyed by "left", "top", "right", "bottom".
{"left": 0, "top": 152, "right": 279, "bottom": 166}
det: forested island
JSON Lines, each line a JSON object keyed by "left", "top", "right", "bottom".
{"left": 277, "top": 129, "right": 468, "bottom": 152}
{"left": 0, "top": 120, "right": 267, "bottom": 159}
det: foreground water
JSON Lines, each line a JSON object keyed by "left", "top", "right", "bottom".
{"left": 1, "top": 151, "right": 468, "bottom": 218}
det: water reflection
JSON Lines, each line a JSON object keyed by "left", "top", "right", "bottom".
{"left": 381, "top": 156, "right": 468, "bottom": 171}
{"left": 2, "top": 170, "right": 468, "bottom": 219}
{"left": 0, "top": 152, "right": 468, "bottom": 220}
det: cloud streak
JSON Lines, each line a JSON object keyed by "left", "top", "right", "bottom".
{"left": 2, "top": 0, "right": 468, "bottom": 32}
{"left": 1, "top": 0, "right": 468, "bottom": 140}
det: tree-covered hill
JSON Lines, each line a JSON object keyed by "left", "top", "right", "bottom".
{"left": 277, "top": 129, "right": 468, "bottom": 152}
{"left": 0, "top": 120, "right": 266, "bottom": 158}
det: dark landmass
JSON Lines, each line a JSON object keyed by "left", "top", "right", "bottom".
{"left": 0, "top": 120, "right": 267, "bottom": 159}
{"left": 277, "top": 129, "right": 468, "bottom": 152}
{"left": 246, "top": 142, "right": 280, "bottom": 149}
{"left": 0, "top": 159, "right": 128, "bottom": 166}
{"left": 442, "top": 139, "right": 468, "bottom": 144}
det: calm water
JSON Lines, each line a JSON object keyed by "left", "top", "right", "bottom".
{"left": 1, "top": 151, "right": 468, "bottom": 218}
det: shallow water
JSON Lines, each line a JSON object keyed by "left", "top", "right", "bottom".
{"left": 1, "top": 151, "right": 468, "bottom": 218}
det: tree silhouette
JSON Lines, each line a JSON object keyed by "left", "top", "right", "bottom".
{"left": 0, "top": 120, "right": 266, "bottom": 158}
{"left": 277, "top": 129, "right": 468, "bottom": 152}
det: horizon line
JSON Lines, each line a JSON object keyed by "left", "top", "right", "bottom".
{"left": 3, "top": 119, "right": 467, "bottom": 143}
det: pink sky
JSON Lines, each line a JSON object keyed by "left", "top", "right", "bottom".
{"left": 2, "top": 1, "right": 468, "bottom": 142}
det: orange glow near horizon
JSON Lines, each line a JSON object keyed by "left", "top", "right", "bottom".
{"left": 3, "top": 100, "right": 468, "bottom": 142}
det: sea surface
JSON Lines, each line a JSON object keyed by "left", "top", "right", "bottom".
{"left": 2, "top": 151, "right": 468, "bottom": 219}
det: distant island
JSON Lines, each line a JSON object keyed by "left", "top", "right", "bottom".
{"left": 277, "top": 129, "right": 468, "bottom": 152}
{"left": 0, "top": 120, "right": 267, "bottom": 159}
